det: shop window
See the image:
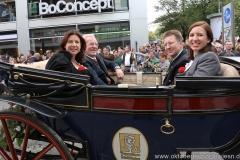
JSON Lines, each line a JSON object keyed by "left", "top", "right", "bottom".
{"left": 0, "top": 40, "right": 18, "bottom": 57}
{"left": 0, "top": 0, "right": 16, "bottom": 22}
{"left": 79, "top": 21, "right": 130, "bottom": 34}
{"left": 30, "top": 37, "right": 60, "bottom": 55}
{"left": 114, "top": 0, "right": 128, "bottom": 11}
{"left": 95, "top": 32, "right": 130, "bottom": 51}
{"left": 30, "top": 25, "right": 76, "bottom": 38}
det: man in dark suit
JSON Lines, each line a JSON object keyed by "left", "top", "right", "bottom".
{"left": 83, "top": 34, "right": 124, "bottom": 85}
{"left": 219, "top": 40, "right": 240, "bottom": 56}
{"left": 162, "top": 30, "right": 189, "bottom": 86}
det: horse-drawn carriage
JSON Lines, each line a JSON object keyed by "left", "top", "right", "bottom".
{"left": 0, "top": 56, "right": 240, "bottom": 160}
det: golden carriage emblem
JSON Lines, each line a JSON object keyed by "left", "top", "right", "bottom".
{"left": 112, "top": 127, "right": 148, "bottom": 160}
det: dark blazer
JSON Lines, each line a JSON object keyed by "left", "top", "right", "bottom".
{"left": 45, "top": 51, "right": 106, "bottom": 85}
{"left": 219, "top": 50, "right": 240, "bottom": 56}
{"left": 180, "top": 51, "right": 221, "bottom": 76}
{"left": 86, "top": 54, "right": 118, "bottom": 85}
{"left": 163, "top": 49, "right": 189, "bottom": 86}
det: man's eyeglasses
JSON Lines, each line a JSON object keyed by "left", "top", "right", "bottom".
{"left": 88, "top": 43, "right": 99, "bottom": 47}
{"left": 164, "top": 41, "right": 176, "bottom": 47}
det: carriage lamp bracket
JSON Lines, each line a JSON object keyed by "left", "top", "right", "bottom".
{"left": 160, "top": 118, "right": 175, "bottom": 134}
{"left": 14, "top": 74, "right": 23, "bottom": 80}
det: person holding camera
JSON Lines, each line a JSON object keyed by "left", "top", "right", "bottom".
{"left": 143, "top": 49, "right": 160, "bottom": 72}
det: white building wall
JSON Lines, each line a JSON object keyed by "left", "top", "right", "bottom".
{"left": 129, "top": 0, "right": 148, "bottom": 50}
{"left": 210, "top": 16, "right": 222, "bottom": 41}
{"left": 0, "top": 22, "right": 17, "bottom": 31}
{"left": 15, "top": 0, "right": 30, "bottom": 55}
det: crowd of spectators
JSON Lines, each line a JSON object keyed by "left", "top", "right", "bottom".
{"left": 0, "top": 50, "right": 55, "bottom": 65}
{"left": 97, "top": 41, "right": 171, "bottom": 74}
{"left": 0, "top": 50, "right": 55, "bottom": 87}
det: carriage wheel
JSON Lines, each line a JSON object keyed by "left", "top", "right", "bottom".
{"left": 0, "top": 110, "right": 73, "bottom": 160}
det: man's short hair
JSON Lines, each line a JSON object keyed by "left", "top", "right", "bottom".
{"left": 29, "top": 50, "right": 34, "bottom": 56}
{"left": 225, "top": 40, "right": 232, "bottom": 44}
{"left": 125, "top": 45, "right": 131, "bottom": 50}
{"left": 163, "top": 30, "right": 183, "bottom": 42}
{"left": 103, "top": 47, "right": 110, "bottom": 52}
{"left": 215, "top": 40, "right": 222, "bottom": 44}
{"left": 82, "top": 34, "right": 96, "bottom": 40}
{"left": 215, "top": 43, "right": 223, "bottom": 48}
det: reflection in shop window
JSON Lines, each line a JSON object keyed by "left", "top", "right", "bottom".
{"left": 0, "top": 0, "right": 16, "bottom": 22}
{"left": 0, "top": 40, "right": 18, "bottom": 57}
{"left": 95, "top": 32, "right": 130, "bottom": 40}
{"left": 28, "top": 0, "right": 39, "bottom": 18}
{"left": 80, "top": 21, "right": 130, "bottom": 34}
{"left": 95, "top": 32, "right": 130, "bottom": 51}
{"left": 114, "top": 0, "right": 128, "bottom": 11}
{"left": 30, "top": 37, "right": 62, "bottom": 55}
{"left": 30, "top": 25, "right": 76, "bottom": 38}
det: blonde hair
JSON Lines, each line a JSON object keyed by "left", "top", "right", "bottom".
{"left": 236, "top": 44, "right": 240, "bottom": 52}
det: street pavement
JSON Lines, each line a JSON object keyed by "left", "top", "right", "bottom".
{"left": 0, "top": 100, "right": 223, "bottom": 160}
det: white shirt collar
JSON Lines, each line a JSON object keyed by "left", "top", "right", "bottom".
{"left": 86, "top": 55, "right": 96, "bottom": 60}
{"left": 172, "top": 49, "right": 183, "bottom": 61}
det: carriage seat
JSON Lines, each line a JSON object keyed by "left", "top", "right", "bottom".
{"left": 220, "top": 63, "right": 239, "bottom": 77}
{"left": 14, "top": 60, "right": 49, "bottom": 70}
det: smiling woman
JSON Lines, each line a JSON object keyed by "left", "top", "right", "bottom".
{"left": 178, "top": 21, "right": 221, "bottom": 77}
{"left": 45, "top": 29, "right": 106, "bottom": 85}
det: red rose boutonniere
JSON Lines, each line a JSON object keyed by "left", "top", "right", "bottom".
{"left": 78, "top": 65, "right": 85, "bottom": 71}
{"left": 178, "top": 67, "right": 186, "bottom": 73}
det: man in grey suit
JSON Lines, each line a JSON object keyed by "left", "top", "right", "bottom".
{"left": 162, "top": 30, "right": 189, "bottom": 86}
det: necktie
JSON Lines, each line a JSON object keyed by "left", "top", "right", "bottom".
{"left": 93, "top": 58, "right": 111, "bottom": 84}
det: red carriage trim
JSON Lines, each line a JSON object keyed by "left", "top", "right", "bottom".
{"left": 172, "top": 95, "right": 240, "bottom": 110}
{"left": 93, "top": 97, "right": 167, "bottom": 111}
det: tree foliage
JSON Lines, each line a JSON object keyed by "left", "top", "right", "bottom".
{"left": 154, "top": 0, "right": 240, "bottom": 40}
{"left": 149, "top": 31, "right": 157, "bottom": 41}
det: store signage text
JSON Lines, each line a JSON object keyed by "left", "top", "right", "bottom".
{"left": 92, "top": 26, "right": 129, "bottom": 33}
{"left": 39, "top": 0, "right": 113, "bottom": 15}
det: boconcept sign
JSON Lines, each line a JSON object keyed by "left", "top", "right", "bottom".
{"left": 39, "top": 0, "right": 113, "bottom": 15}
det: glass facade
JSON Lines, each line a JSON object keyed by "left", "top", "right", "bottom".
{"left": 0, "top": 40, "right": 18, "bottom": 57}
{"left": 79, "top": 21, "right": 130, "bottom": 50}
{"left": 0, "top": 31, "right": 18, "bottom": 57}
{"left": 30, "top": 25, "right": 76, "bottom": 54}
{"left": 28, "top": 0, "right": 128, "bottom": 19}
{"left": 0, "top": 0, "right": 16, "bottom": 22}
{"left": 30, "top": 21, "right": 130, "bottom": 54}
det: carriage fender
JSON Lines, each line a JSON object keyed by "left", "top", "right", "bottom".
{"left": 0, "top": 95, "right": 66, "bottom": 118}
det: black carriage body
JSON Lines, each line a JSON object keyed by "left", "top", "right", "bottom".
{"left": 0, "top": 57, "right": 240, "bottom": 159}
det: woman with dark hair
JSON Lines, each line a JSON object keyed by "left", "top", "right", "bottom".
{"left": 179, "top": 21, "right": 221, "bottom": 76}
{"left": 46, "top": 30, "right": 106, "bottom": 85}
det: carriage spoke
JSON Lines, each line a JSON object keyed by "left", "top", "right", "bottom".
{"left": 0, "top": 148, "right": 12, "bottom": 160}
{"left": 1, "top": 119, "right": 18, "bottom": 160}
{"left": 20, "top": 124, "right": 30, "bottom": 160}
{"left": 33, "top": 143, "right": 54, "bottom": 160}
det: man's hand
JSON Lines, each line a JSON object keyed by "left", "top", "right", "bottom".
{"left": 115, "top": 68, "right": 124, "bottom": 79}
